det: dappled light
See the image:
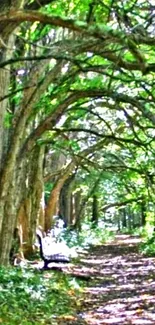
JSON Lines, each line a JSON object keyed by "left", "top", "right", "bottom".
{"left": 1, "top": 234, "right": 155, "bottom": 324}
{"left": 0, "top": 0, "right": 155, "bottom": 323}
{"left": 62, "top": 235, "right": 155, "bottom": 325}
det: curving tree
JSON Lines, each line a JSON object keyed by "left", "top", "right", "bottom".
{"left": 0, "top": 0, "right": 155, "bottom": 264}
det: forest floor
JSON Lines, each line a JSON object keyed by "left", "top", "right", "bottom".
{"left": 58, "top": 234, "right": 155, "bottom": 325}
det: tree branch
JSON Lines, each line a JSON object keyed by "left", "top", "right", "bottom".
{"left": 19, "top": 88, "right": 152, "bottom": 156}
{"left": 102, "top": 197, "right": 143, "bottom": 212}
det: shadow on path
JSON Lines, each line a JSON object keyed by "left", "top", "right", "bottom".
{"left": 67, "top": 234, "right": 155, "bottom": 325}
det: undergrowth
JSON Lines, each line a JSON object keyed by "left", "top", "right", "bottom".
{"left": 0, "top": 223, "right": 116, "bottom": 324}
{"left": 134, "top": 225, "right": 155, "bottom": 257}
{"left": 0, "top": 266, "right": 82, "bottom": 325}
{"left": 59, "top": 221, "right": 115, "bottom": 249}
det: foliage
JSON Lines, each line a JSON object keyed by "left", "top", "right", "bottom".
{"left": 60, "top": 221, "right": 115, "bottom": 249}
{"left": 44, "top": 182, "right": 54, "bottom": 202}
{"left": 0, "top": 0, "right": 155, "bottom": 264}
{"left": 140, "top": 240, "right": 155, "bottom": 257}
{"left": 139, "top": 226, "right": 155, "bottom": 256}
{"left": 0, "top": 266, "right": 81, "bottom": 324}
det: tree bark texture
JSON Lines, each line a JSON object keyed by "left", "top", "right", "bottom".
{"left": 17, "top": 145, "right": 45, "bottom": 257}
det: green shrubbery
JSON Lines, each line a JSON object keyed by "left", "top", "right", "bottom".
{"left": 0, "top": 267, "right": 80, "bottom": 324}
{"left": 0, "top": 222, "right": 115, "bottom": 324}
{"left": 60, "top": 221, "right": 115, "bottom": 249}
{"left": 133, "top": 225, "right": 155, "bottom": 256}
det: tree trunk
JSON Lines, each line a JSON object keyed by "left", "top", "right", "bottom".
{"left": 141, "top": 197, "right": 147, "bottom": 226}
{"left": 74, "top": 176, "right": 101, "bottom": 229}
{"left": 0, "top": 169, "right": 23, "bottom": 265}
{"left": 122, "top": 209, "right": 127, "bottom": 228}
{"left": 127, "top": 206, "right": 132, "bottom": 230}
{"left": 91, "top": 194, "right": 99, "bottom": 226}
{"left": 17, "top": 145, "right": 45, "bottom": 257}
{"left": 0, "top": 14, "right": 56, "bottom": 264}
{"left": 72, "top": 189, "right": 82, "bottom": 227}
{"left": 59, "top": 174, "right": 75, "bottom": 227}
{"left": 44, "top": 161, "right": 75, "bottom": 231}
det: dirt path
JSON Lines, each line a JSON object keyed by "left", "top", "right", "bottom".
{"left": 66, "top": 234, "right": 155, "bottom": 325}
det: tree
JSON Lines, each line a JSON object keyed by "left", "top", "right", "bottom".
{"left": 0, "top": 0, "right": 155, "bottom": 265}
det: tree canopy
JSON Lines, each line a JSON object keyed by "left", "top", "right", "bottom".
{"left": 0, "top": 0, "right": 155, "bottom": 265}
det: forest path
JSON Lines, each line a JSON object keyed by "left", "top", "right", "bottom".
{"left": 65, "top": 234, "right": 155, "bottom": 325}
